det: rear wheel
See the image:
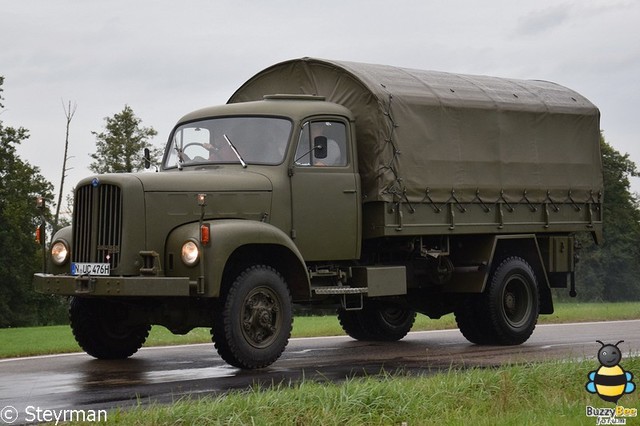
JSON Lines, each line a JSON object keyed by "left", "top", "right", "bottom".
{"left": 337, "top": 307, "right": 374, "bottom": 340}
{"left": 453, "top": 294, "right": 493, "bottom": 344}
{"left": 338, "top": 302, "right": 416, "bottom": 342}
{"left": 69, "top": 297, "right": 150, "bottom": 359}
{"left": 455, "top": 256, "right": 539, "bottom": 345}
{"left": 212, "top": 265, "right": 292, "bottom": 369}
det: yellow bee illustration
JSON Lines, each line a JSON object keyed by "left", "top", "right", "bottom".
{"left": 586, "top": 340, "right": 635, "bottom": 403}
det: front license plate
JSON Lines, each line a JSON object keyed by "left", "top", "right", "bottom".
{"left": 71, "top": 263, "right": 111, "bottom": 276}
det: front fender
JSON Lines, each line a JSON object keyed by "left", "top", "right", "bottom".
{"left": 166, "top": 220, "right": 310, "bottom": 298}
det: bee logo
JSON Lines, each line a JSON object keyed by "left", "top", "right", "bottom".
{"left": 586, "top": 340, "right": 635, "bottom": 403}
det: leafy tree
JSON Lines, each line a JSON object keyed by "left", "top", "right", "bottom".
{"left": 574, "top": 134, "right": 640, "bottom": 301}
{"left": 89, "top": 105, "right": 160, "bottom": 173}
{"left": 0, "top": 76, "right": 66, "bottom": 327}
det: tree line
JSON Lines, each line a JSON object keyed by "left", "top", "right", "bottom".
{"left": 0, "top": 76, "right": 638, "bottom": 327}
{"left": 0, "top": 77, "right": 159, "bottom": 327}
{"left": 572, "top": 135, "right": 640, "bottom": 301}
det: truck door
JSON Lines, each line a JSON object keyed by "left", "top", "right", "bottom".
{"left": 290, "top": 120, "right": 360, "bottom": 261}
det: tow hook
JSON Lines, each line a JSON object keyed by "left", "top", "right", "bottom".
{"left": 75, "top": 276, "right": 96, "bottom": 294}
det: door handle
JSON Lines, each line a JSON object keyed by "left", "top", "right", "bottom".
{"left": 343, "top": 189, "right": 357, "bottom": 194}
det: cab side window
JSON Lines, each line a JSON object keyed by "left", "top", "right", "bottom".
{"left": 294, "top": 121, "right": 347, "bottom": 167}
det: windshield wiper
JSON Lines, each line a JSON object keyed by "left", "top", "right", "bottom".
{"left": 175, "top": 146, "right": 186, "bottom": 170}
{"left": 223, "top": 134, "right": 247, "bottom": 168}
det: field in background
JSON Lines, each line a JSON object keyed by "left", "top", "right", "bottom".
{"left": 1, "top": 302, "right": 639, "bottom": 359}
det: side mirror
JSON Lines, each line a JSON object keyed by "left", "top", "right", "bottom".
{"left": 314, "top": 136, "right": 328, "bottom": 159}
{"left": 144, "top": 148, "right": 151, "bottom": 169}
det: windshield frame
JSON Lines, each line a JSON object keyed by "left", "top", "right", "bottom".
{"left": 162, "top": 115, "right": 293, "bottom": 170}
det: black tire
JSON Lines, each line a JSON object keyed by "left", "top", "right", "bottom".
{"left": 69, "top": 297, "right": 150, "bottom": 359}
{"left": 487, "top": 257, "right": 539, "bottom": 344}
{"left": 338, "top": 302, "right": 416, "bottom": 342}
{"left": 212, "top": 265, "right": 292, "bottom": 369}
{"left": 454, "top": 294, "right": 494, "bottom": 345}
{"left": 337, "top": 308, "right": 377, "bottom": 341}
{"left": 455, "top": 256, "right": 539, "bottom": 345}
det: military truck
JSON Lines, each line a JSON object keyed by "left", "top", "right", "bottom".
{"left": 34, "top": 58, "right": 602, "bottom": 369}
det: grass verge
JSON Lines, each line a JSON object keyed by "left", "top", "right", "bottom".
{"left": 106, "top": 357, "right": 640, "bottom": 425}
{"left": 1, "top": 302, "right": 639, "bottom": 359}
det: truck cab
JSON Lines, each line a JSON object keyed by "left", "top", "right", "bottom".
{"left": 164, "top": 95, "right": 361, "bottom": 262}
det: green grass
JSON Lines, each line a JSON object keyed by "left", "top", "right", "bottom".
{"left": 292, "top": 301, "right": 640, "bottom": 338}
{"left": 1, "top": 302, "right": 639, "bottom": 359}
{"left": 4, "top": 304, "right": 640, "bottom": 424}
{"left": 105, "top": 357, "right": 640, "bottom": 425}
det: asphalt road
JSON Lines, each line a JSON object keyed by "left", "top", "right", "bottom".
{"left": 1, "top": 320, "right": 639, "bottom": 423}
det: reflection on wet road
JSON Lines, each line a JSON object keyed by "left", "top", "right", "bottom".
{"left": 1, "top": 320, "right": 639, "bottom": 421}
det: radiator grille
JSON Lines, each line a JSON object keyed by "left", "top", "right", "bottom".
{"left": 72, "top": 183, "right": 123, "bottom": 269}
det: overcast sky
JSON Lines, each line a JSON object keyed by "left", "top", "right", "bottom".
{"left": 2, "top": 0, "right": 639, "bottom": 202}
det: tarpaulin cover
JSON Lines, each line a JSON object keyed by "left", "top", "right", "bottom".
{"left": 229, "top": 58, "right": 602, "bottom": 204}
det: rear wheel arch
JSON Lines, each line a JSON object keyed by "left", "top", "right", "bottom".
{"left": 490, "top": 237, "right": 552, "bottom": 314}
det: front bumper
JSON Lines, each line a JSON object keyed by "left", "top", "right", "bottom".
{"left": 33, "top": 273, "right": 193, "bottom": 297}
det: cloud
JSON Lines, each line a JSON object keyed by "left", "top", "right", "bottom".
{"left": 3, "top": 0, "right": 640, "bottom": 198}
{"left": 515, "top": 4, "right": 572, "bottom": 36}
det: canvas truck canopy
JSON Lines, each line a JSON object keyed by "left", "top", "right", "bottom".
{"left": 229, "top": 57, "right": 602, "bottom": 205}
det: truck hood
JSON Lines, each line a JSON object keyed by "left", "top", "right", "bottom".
{"left": 133, "top": 168, "right": 273, "bottom": 193}
{"left": 137, "top": 168, "right": 274, "bottom": 262}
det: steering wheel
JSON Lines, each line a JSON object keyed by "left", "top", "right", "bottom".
{"left": 181, "top": 143, "right": 208, "bottom": 161}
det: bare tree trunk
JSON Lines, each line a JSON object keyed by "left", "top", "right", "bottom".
{"left": 55, "top": 100, "right": 77, "bottom": 228}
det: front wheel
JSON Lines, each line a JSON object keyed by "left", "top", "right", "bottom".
{"left": 212, "top": 265, "right": 293, "bottom": 369}
{"left": 69, "top": 297, "right": 150, "bottom": 359}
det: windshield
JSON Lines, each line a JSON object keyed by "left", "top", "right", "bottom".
{"left": 164, "top": 116, "right": 292, "bottom": 168}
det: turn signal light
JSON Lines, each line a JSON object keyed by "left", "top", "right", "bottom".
{"left": 200, "top": 224, "right": 210, "bottom": 246}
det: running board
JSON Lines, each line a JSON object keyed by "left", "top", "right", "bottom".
{"left": 313, "top": 286, "right": 368, "bottom": 295}
{"left": 312, "top": 286, "right": 367, "bottom": 311}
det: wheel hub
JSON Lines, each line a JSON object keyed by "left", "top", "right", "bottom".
{"left": 242, "top": 289, "right": 279, "bottom": 348}
{"left": 504, "top": 292, "right": 516, "bottom": 313}
{"left": 503, "top": 276, "right": 531, "bottom": 327}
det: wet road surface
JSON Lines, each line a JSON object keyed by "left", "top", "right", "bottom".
{"left": 1, "top": 320, "right": 639, "bottom": 422}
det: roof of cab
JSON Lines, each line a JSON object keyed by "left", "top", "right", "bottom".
{"left": 177, "top": 96, "right": 353, "bottom": 125}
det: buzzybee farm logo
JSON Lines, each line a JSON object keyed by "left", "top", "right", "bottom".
{"left": 585, "top": 340, "right": 637, "bottom": 424}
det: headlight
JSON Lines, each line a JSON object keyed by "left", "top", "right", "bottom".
{"left": 51, "top": 240, "right": 69, "bottom": 265}
{"left": 181, "top": 241, "right": 200, "bottom": 266}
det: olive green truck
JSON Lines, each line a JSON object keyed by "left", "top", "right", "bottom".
{"left": 34, "top": 58, "right": 603, "bottom": 369}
